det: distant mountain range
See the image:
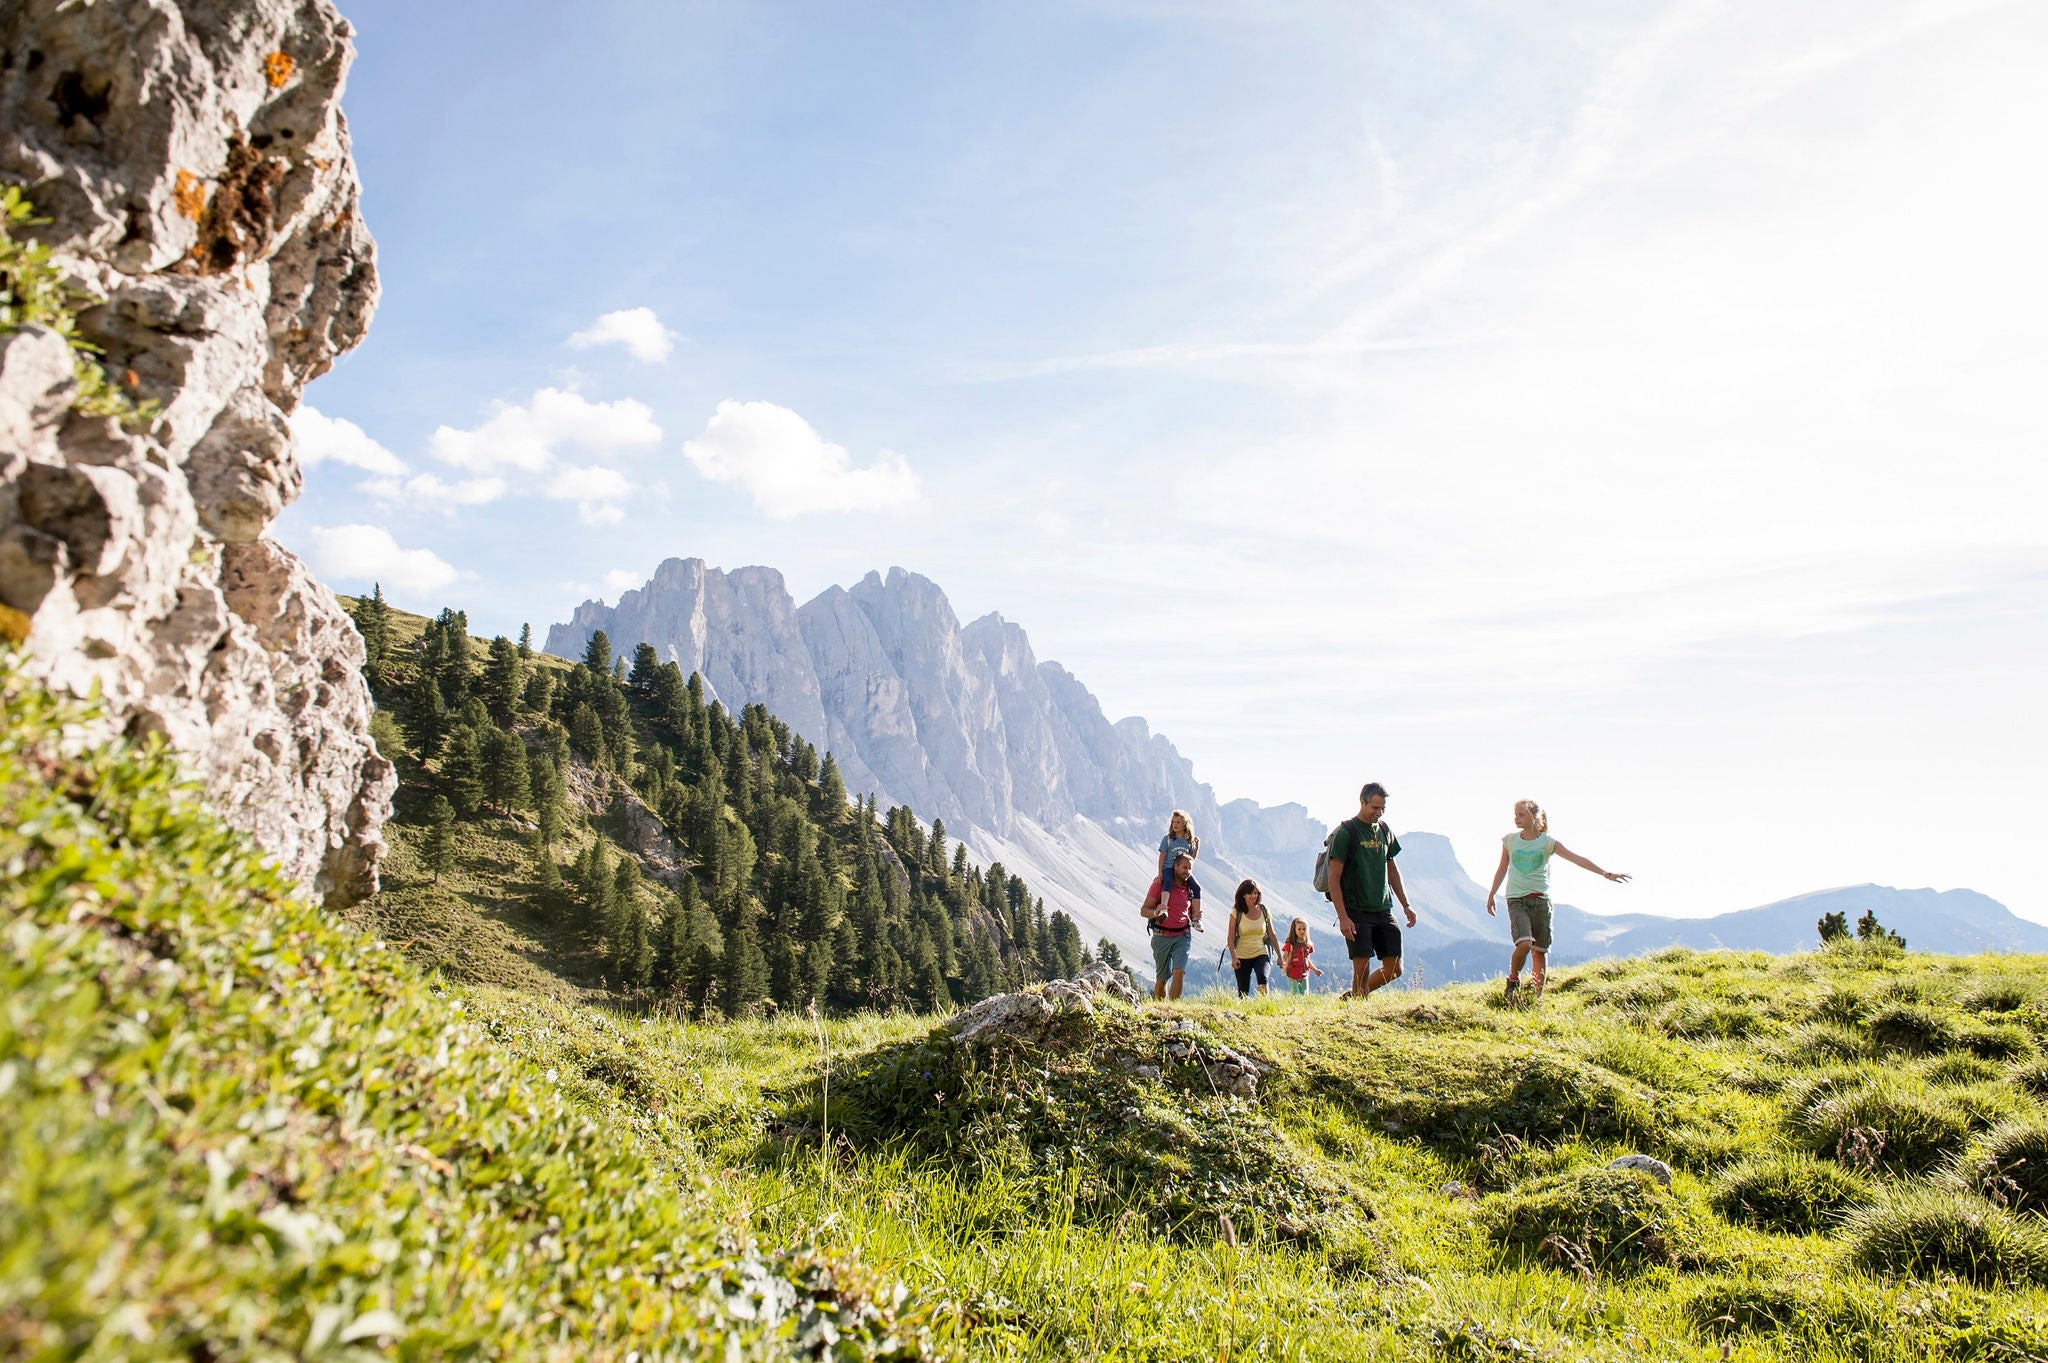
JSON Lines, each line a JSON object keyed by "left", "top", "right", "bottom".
{"left": 550, "top": 558, "right": 2047, "bottom": 979}
{"left": 547, "top": 558, "right": 1329, "bottom": 961}
{"left": 1372, "top": 833, "right": 2048, "bottom": 988}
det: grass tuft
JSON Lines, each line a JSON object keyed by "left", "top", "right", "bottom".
{"left": 1843, "top": 1186, "right": 2048, "bottom": 1285}
{"left": 1786, "top": 1071, "right": 1975, "bottom": 1173}
{"left": 1708, "top": 1152, "right": 1870, "bottom": 1234}
{"left": 1482, "top": 1166, "right": 1713, "bottom": 1273}
{"left": 1966, "top": 1117, "right": 2048, "bottom": 1217}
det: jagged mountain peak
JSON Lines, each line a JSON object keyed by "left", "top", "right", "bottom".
{"left": 547, "top": 555, "right": 1330, "bottom": 957}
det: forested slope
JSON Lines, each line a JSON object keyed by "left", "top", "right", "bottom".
{"left": 342, "top": 592, "right": 1111, "bottom": 1017}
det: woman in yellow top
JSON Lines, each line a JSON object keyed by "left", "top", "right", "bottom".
{"left": 1228, "top": 880, "right": 1282, "bottom": 998}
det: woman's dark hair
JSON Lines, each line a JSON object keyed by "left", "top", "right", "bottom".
{"left": 1233, "top": 880, "right": 1263, "bottom": 916}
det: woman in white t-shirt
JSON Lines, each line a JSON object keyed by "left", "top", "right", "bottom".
{"left": 1484, "top": 799, "right": 1629, "bottom": 1000}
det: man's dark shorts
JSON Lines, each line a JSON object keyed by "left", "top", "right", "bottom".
{"left": 1347, "top": 920, "right": 1402, "bottom": 962}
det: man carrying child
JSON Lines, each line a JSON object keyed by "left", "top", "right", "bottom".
{"left": 1141, "top": 851, "right": 1203, "bottom": 999}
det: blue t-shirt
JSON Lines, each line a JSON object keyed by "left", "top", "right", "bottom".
{"left": 1159, "top": 834, "right": 1194, "bottom": 868}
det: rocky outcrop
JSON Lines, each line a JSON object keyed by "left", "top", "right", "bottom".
{"left": 548, "top": 556, "right": 1332, "bottom": 958}
{"left": 560, "top": 755, "right": 690, "bottom": 889}
{"left": 0, "top": 0, "right": 392, "bottom": 906}
{"left": 550, "top": 558, "right": 1321, "bottom": 852}
{"left": 944, "top": 963, "right": 1141, "bottom": 1046}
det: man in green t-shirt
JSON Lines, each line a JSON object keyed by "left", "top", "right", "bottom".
{"left": 1327, "top": 781, "right": 1416, "bottom": 999}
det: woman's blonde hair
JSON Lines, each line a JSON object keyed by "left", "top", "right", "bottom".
{"left": 1287, "top": 917, "right": 1310, "bottom": 945}
{"left": 1166, "top": 809, "right": 1193, "bottom": 840}
{"left": 1516, "top": 799, "right": 1548, "bottom": 834}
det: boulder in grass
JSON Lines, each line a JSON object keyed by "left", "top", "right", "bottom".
{"left": 945, "top": 964, "right": 1140, "bottom": 1045}
{"left": 1607, "top": 1154, "right": 1673, "bottom": 1187}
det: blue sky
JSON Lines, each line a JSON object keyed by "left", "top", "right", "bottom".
{"left": 278, "top": 0, "right": 2048, "bottom": 924}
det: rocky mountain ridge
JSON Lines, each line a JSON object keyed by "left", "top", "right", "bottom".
{"left": 548, "top": 557, "right": 1329, "bottom": 957}
{"left": 0, "top": 0, "right": 392, "bottom": 904}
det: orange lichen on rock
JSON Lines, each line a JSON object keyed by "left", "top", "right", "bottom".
{"left": 173, "top": 169, "right": 207, "bottom": 221}
{"left": 263, "top": 51, "right": 296, "bottom": 89}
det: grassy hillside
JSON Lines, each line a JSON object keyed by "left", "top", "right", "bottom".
{"left": 0, "top": 652, "right": 942, "bottom": 1359}
{"left": 12, "top": 639, "right": 2048, "bottom": 1358}
{"left": 464, "top": 945, "right": 2048, "bottom": 1360}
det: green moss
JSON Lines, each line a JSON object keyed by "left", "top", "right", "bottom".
{"left": 1868, "top": 1002, "right": 1959, "bottom": 1055}
{"left": 1682, "top": 1271, "right": 2048, "bottom": 1359}
{"left": 0, "top": 653, "right": 940, "bottom": 1359}
{"left": 815, "top": 1008, "right": 1358, "bottom": 1246}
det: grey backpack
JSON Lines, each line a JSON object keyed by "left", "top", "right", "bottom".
{"left": 1311, "top": 818, "right": 1369, "bottom": 898}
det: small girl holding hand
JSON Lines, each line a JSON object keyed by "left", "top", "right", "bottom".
{"left": 1279, "top": 918, "right": 1323, "bottom": 995}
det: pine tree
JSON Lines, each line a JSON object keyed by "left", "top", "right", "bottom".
{"left": 722, "top": 913, "right": 768, "bottom": 1017}
{"left": 350, "top": 584, "right": 392, "bottom": 683}
{"left": 517, "top": 623, "right": 533, "bottom": 660}
{"left": 422, "top": 794, "right": 456, "bottom": 884}
{"left": 628, "top": 642, "right": 660, "bottom": 693}
{"left": 531, "top": 752, "right": 565, "bottom": 850}
{"left": 482, "top": 635, "right": 523, "bottom": 726}
{"left": 483, "top": 728, "right": 530, "bottom": 814}
{"left": 907, "top": 919, "right": 949, "bottom": 1012}
{"left": 927, "top": 818, "right": 947, "bottom": 875}
{"left": 441, "top": 725, "right": 486, "bottom": 817}
{"left": 764, "top": 934, "right": 797, "bottom": 1008}
{"left": 1096, "top": 937, "right": 1124, "bottom": 970}
{"left": 433, "top": 608, "right": 475, "bottom": 706}
{"left": 402, "top": 669, "right": 448, "bottom": 760}
{"left": 569, "top": 703, "right": 606, "bottom": 765}
{"left": 816, "top": 754, "right": 848, "bottom": 822}
{"left": 582, "top": 630, "right": 612, "bottom": 676}
{"left": 522, "top": 669, "right": 555, "bottom": 716}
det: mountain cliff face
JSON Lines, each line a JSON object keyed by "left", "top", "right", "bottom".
{"left": 0, "top": 0, "right": 392, "bottom": 905}
{"left": 547, "top": 558, "right": 1329, "bottom": 955}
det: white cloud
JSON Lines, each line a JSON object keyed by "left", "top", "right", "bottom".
{"left": 430, "top": 387, "right": 661, "bottom": 474}
{"left": 602, "top": 568, "right": 646, "bottom": 593}
{"left": 567, "top": 307, "right": 678, "bottom": 364}
{"left": 359, "top": 473, "right": 507, "bottom": 507}
{"left": 292, "top": 406, "right": 406, "bottom": 476}
{"left": 544, "top": 464, "right": 634, "bottom": 524}
{"left": 306, "top": 525, "right": 460, "bottom": 596}
{"left": 682, "top": 400, "right": 919, "bottom": 518}
{"left": 544, "top": 465, "right": 633, "bottom": 503}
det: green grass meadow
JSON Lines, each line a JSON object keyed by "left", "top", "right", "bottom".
{"left": 8, "top": 651, "right": 2048, "bottom": 1359}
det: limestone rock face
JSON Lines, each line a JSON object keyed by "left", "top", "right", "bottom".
{"left": 0, "top": 0, "right": 392, "bottom": 906}
{"left": 547, "top": 556, "right": 1331, "bottom": 957}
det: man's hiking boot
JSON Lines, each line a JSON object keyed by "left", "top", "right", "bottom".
{"left": 1504, "top": 977, "right": 1520, "bottom": 1000}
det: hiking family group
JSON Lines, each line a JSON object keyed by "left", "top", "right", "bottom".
{"left": 1138, "top": 784, "right": 1630, "bottom": 1001}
